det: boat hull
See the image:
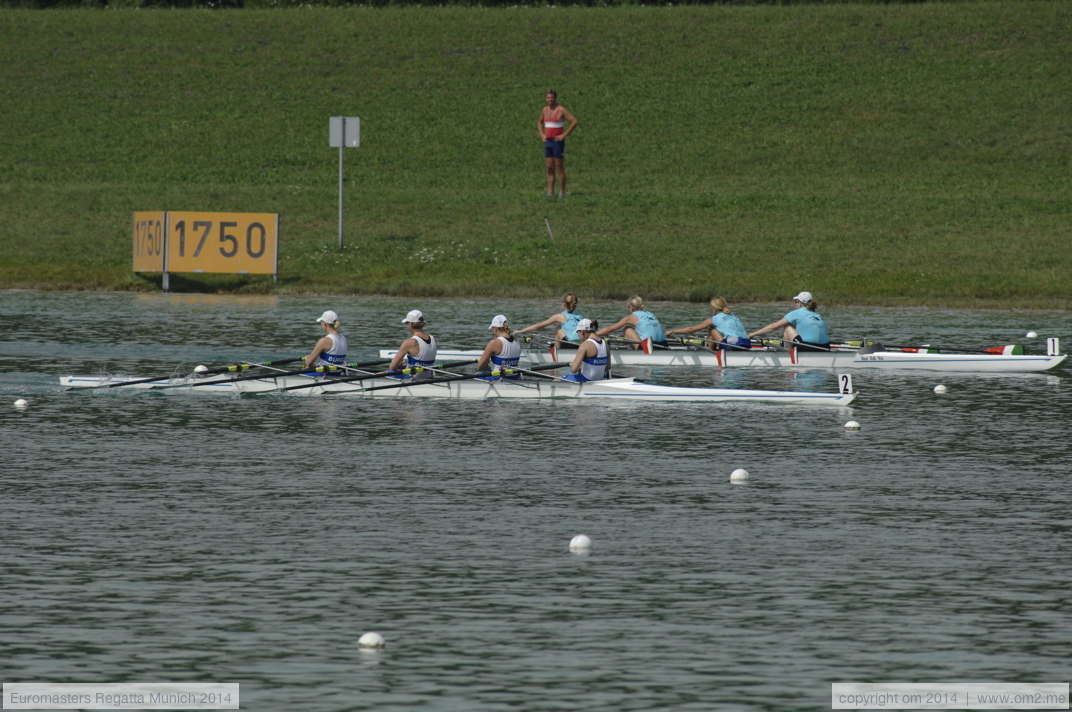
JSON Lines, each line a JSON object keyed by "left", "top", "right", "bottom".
{"left": 61, "top": 373, "right": 855, "bottom": 406}
{"left": 242, "top": 376, "right": 857, "bottom": 405}
{"left": 846, "top": 351, "right": 1066, "bottom": 372}
{"left": 379, "top": 347, "right": 1067, "bottom": 373}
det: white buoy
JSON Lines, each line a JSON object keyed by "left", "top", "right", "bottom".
{"left": 844, "top": 420, "right": 861, "bottom": 431}
{"left": 357, "top": 631, "right": 386, "bottom": 649}
{"left": 934, "top": 384, "right": 947, "bottom": 394}
{"left": 1025, "top": 331, "right": 1038, "bottom": 339}
{"left": 13, "top": 398, "right": 29, "bottom": 409}
{"left": 194, "top": 365, "right": 209, "bottom": 373}
{"left": 730, "top": 468, "right": 750, "bottom": 483}
{"left": 569, "top": 534, "right": 592, "bottom": 552}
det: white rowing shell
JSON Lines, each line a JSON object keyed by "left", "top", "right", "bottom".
{"left": 239, "top": 376, "right": 857, "bottom": 405}
{"left": 379, "top": 347, "right": 1066, "bottom": 372}
{"left": 60, "top": 373, "right": 856, "bottom": 406}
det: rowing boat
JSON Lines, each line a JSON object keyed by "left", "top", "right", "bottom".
{"left": 242, "top": 375, "right": 857, "bottom": 404}
{"left": 526, "top": 346, "right": 1068, "bottom": 372}
{"left": 379, "top": 337, "right": 1067, "bottom": 373}
{"left": 60, "top": 372, "right": 857, "bottom": 406}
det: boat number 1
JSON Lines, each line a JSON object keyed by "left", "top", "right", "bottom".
{"left": 174, "top": 220, "right": 268, "bottom": 259}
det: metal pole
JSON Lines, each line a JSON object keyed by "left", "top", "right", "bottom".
{"left": 338, "top": 137, "right": 345, "bottom": 250}
{"left": 162, "top": 211, "right": 170, "bottom": 292}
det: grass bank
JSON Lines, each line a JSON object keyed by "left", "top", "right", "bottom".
{"left": 1, "top": 2, "right": 1069, "bottom": 306}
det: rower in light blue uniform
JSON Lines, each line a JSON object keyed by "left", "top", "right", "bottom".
{"left": 562, "top": 319, "right": 609, "bottom": 382}
{"left": 389, "top": 309, "right": 438, "bottom": 380}
{"left": 749, "top": 291, "right": 831, "bottom": 351}
{"left": 477, "top": 315, "right": 523, "bottom": 380}
{"left": 515, "top": 293, "right": 585, "bottom": 347}
{"left": 597, "top": 296, "right": 667, "bottom": 349}
{"left": 305, "top": 309, "right": 349, "bottom": 374}
{"left": 633, "top": 309, "right": 665, "bottom": 343}
{"left": 665, "top": 297, "right": 752, "bottom": 350}
{"left": 561, "top": 310, "right": 585, "bottom": 343}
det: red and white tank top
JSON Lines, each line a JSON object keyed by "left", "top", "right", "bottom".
{"left": 543, "top": 105, "right": 565, "bottom": 138}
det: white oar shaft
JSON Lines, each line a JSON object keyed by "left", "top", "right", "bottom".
{"left": 337, "top": 361, "right": 570, "bottom": 395}
{"left": 74, "top": 357, "right": 306, "bottom": 391}
{"left": 276, "top": 359, "right": 480, "bottom": 394}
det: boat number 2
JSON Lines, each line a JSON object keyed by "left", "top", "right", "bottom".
{"left": 838, "top": 373, "right": 853, "bottom": 394}
{"left": 174, "top": 220, "right": 268, "bottom": 259}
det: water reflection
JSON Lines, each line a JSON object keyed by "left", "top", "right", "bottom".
{"left": 709, "top": 368, "right": 751, "bottom": 390}
{"left": 785, "top": 369, "right": 831, "bottom": 392}
{"left": 134, "top": 293, "right": 280, "bottom": 308}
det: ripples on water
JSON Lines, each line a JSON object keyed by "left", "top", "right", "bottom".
{"left": 1, "top": 292, "right": 1069, "bottom": 710}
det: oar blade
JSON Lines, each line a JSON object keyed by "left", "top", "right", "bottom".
{"left": 985, "top": 345, "right": 1024, "bottom": 355}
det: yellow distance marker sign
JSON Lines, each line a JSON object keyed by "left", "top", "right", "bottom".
{"left": 133, "top": 211, "right": 279, "bottom": 287}
{"left": 132, "top": 211, "right": 166, "bottom": 273}
{"left": 165, "top": 211, "right": 278, "bottom": 275}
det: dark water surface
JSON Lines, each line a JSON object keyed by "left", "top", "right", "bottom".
{"left": 1, "top": 291, "right": 1069, "bottom": 711}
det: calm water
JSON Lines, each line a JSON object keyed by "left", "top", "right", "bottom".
{"left": 1, "top": 291, "right": 1069, "bottom": 711}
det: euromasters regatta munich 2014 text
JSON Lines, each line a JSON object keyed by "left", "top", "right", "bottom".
{"left": 8, "top": 690, "right": 201, "bottom": 705}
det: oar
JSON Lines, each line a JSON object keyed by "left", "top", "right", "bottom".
{"left": 833, "top": 340, "right": 1024, "bottom": 355}
{"left": 416, "top": 362, "right": 494, "bottom": 378}
{"left": 275, "top": 359, "right": 480, "bottom": 393}
{"left": 605, "top": 335, "right": 660, "bottom": 353}
{"left": 668, "top": 335, "right": 719, "bottom": 354}
{"left": 150, "top": 357, "right": 394, "bottom": 391}
{"left": 73, "top": 357, "right": 306, "bottom": 391}
{"left": 748, "top": 337, "right": 791, "bottom": 351}
{"left": 511, "top": 365, "right": 580, "bottom": 382}
{"left": 756, "top": 337, "right": 839, "bottom": 353}
{"left": 342, "top": 361, "right": 571, "bottom": 395}
{"left": 533, "top": 335, "right": 580, "bottom": 348}
{"left": 334, "top": 358, "right": 397, "bottom": 375}
{"left": 669, "top": 334, "right": 753, "bottom": 352}
{"left": 475, "top": 361, "right": 575, "bottom": 380}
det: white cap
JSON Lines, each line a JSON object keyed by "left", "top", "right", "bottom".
{"left": 316, "top": 310, "right": 339, "bottom": 324}
{"left": 402, "top": 309, "right": 425, "bottom": 324}
{"left": 792, "top": 291, "right": 814, "bottom": 304}
{"left": 575, "top": 318, "right": 594, "bottom": 332}
{"left": 488, "top": 314, "right": 508, "bottom": 330}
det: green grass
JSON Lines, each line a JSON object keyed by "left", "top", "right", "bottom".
{"left": 1, "top": 2, "right": 1070, "bottom": 306}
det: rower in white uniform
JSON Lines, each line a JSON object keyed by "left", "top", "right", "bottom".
{"left": 562, "top": 318, "right": 610, "bottom": 382}
{"left": 389, "top": 309, "right": 438, "bottom": 380}
{"left": 476, "top": 314, "right": 522, "bottom": 380}
{"left": 305, "top": 309, "right": 348, "bottom": 372}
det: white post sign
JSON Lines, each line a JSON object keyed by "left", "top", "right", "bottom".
{"left": 329, "top": 116, "right": 360, "bottom": 249}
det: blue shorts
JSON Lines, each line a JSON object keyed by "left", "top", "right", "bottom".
{"left": 544, "top": 138, "right": 565, "bottom": 159}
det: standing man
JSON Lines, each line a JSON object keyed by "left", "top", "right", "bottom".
{"left": 538, "top": 89, "right": 578, "bottom": 199}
